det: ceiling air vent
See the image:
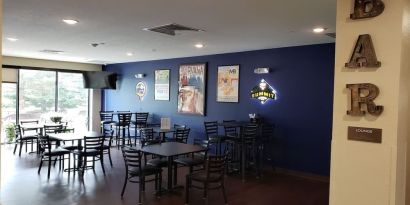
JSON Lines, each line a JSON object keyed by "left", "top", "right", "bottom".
{"left": 325, "top": 32, "right": 336, "bottom": 38}
{"left": 143, "top": 23, "right": 204, "bottom": 36}
{"left": 39, "top": 49, "right": 64, "bottom": 54}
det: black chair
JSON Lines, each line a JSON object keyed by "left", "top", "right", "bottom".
{"left": 96, "top": 129, "right": 115, "bottom": 167}
{"left": 132, "top": 112, "right": 149, "bottom": 141}
{"left": 37, "top": 134, "right": 71, "bottom": 179}
{"left": 20, "top": 120, "right": 40, "bottom": 135}
{"left": 44, "top": 124, "right": 63, "bottom": 134}
{"left": 115, "top": 113, "right": 132, "bottom": 148}
{"left": 223, "top": 120, "right": 241, "bottom": 172}
{"left": 173, "top": 127, "right": 190, "bottom": 143}
{"left": 242, "top": 124, "right": 261, "bottom": 177}
{"left": 100, "top": 111, "right": 114, "bottom": 133}
{"left": 185, "top": 151, "right": 229, "bottom": 205}
{"left": 204, "top": 121, "right": 225, "bottom": 154}
{"left": 121, "top": 147, "right": 162, "bottom": 205}
{"left": 174, "top": 139, "right": 209, "bottom": 186}
{"left": 13, "top": 124, "right": 38, "bottom": 157}
{"left": 141, "top": 128, "right": 168, "bottom": 169}
{"left": 73, "top": 135, "right": 106, "bottom": 177}
{"left": 260, "top": 124, "right": 275, "bottom": 169}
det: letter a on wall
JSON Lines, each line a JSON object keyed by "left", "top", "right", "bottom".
{"left": 350, "top": 0, "right": 385, "bottom": 20}
{"left": 345, "top": 34, "right": 381, "bottom": 68}
{"left": 346, "top": 83, "right": 384, "bottom": 116}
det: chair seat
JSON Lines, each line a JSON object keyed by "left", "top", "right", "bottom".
{"left": 147, "top": 158, "right": 168, "bottom": 168}
{"left": 209, "top": 135, "right": 226, "bottom": 143}
{"left": 43, "top": 148, "right": 70, "bottom": 156}
{"left": 59, "top": 145, "right": 79, "bottom": 151}
{"left": 190, "top": 171, "right": 223, "bottom": 182}
{"left": 19, "top": 135, "right": 38, "bottom": 141}
{"left": 174, "top": 157, "right": 204, "bottom": 167}
{"left": 73, "top": 149, "right": 100, "bottom": 156}
{"left": 96, "top": 144, "right": 110, "bottom": 150}
{"left": 101, "top": 120, "right": 115, "bottom": 125}
{"left": 129, "top": 165, "right": 162, "bottom": 176}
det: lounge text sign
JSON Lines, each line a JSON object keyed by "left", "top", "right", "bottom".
{"left": 348, "top": 126, "right": 382, "bottom": 143}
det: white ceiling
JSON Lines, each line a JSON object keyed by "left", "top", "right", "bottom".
{"left": 3, "top": 0, "right": 336, "bottom": 65}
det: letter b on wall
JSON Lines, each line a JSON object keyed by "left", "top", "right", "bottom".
{"left": 350, "top": 0, "right": 385, "bottom": 20}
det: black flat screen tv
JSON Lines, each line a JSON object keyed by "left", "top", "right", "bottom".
{"left": 83, "top": 71, "right": 117, "bottom": 89}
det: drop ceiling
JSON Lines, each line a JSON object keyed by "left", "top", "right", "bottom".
{"left": 3, "top": 0, "right": 336, "bottom": 65}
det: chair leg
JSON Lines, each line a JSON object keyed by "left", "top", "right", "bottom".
{"left": 185, "top": 175, "right": 190, "bottom": 205}
{"left": 48, "top": 157, "right": 52, "bottom": 179}
{"left": 13, "top": 142, "right": 18, "bottom": 154}
{"left": 100, "top": 154, "right": 106, "bottom": 174}
{"left": 139, "top": 176, "right": 143, "bottom": 205}
{"left": 18, "top": 142, "right": 23, "bottom": 157}
{"left": 25, "top": 141, "right": 28, "bottom": 153}
{"left": 158, "top": 171, "right": 163, "bottom": 195}
{"left": 38, "top": 156, "right": 44, "bottom": 174}
{"left": 68, "top": 154, "right": 71, "bottom": 174}
{"left": 92, "top": 156, "right": 96, "bottom": 170}
{"left": 222, "top": 184, "right": 228, "bottom": 205}
{"left": 173, "top": 164, "right": 178, "bottom": 186}
{"left": 108, "top": 149, "right": 113, "bottom": 167}
{"left": 203, "top": 182, "right": 208, "bottom": 198}
{"left": 121, "top": 174, "right": 128, "bottom": 198}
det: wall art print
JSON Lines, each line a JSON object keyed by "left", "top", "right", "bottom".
{"left": 217, "top": 65, "right": 240, "bottom": 103}
{"left": 177, "top": 63, "right": 207, "bottom": 115}
{"left": 154, "top": 69, "right": 170, "bottom": 101}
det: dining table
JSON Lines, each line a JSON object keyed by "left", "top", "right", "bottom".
{"left": 130, "top": 142, "right": 208, "bottom": 192}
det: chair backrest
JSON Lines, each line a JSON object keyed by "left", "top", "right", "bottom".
{"left": 261, "top": 124, "right": 275, "bottom": 142}
{"left": 135, "top": 112, "right": 149, "bottom": 127}
{"left": 122, "top": 147, "right": 143, "bottom": 174}
{"left": 242, "top": 124, "right": 259, "bottom": 142}
{"left": 44, "top": 124, "right": 63, "bottom": 135}
{"left": 173, "top": 124, "right": 186, "bottom": 129}
{"left": 20, "top": 120, "right": 39, "bottom": 125}
{"left": 83, "top": 135, "right": 105, "bottom": 152}
{"left": 14, "top": 124, "right": 22, "bottom": 140}
{"left": 174, "top": 128, "right": 190, "bottom": 143}
{"left": 174, "top": 128, "right": 191, "bottom": 144}
{"left": 118, "top": 113, "right": 132, "bottom": 126}
{"left": 193, "top": 138, "right": 209, "bottom": 158}
{"left": 205, "top": 152, "right": 228, "bottom": 181}
{"left": 140, "top": 128, "right": 161, "bottom": 146}
{"left": 204, "top": 121, "right": 219, "bottom": 140}
{"left": 38, "top": 134, "right": 52, "bottom": 153}
{"left": 223, "top": 120, "right": 237, "bottom": 137}
{"left": 100, "top": 111, "right": 114, "bottom": 121}
{"left": 103, "top": 129, "right": 114, "bottom": 146}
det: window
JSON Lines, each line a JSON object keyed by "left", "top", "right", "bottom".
{"left": 58, "top": 72, "right": 88, "bottom": 131}
{"left": 1, "top": 83, "right": 17, "bottom": 143}
{"left": 18, "top": 69, "right": 89, "bottom": 131}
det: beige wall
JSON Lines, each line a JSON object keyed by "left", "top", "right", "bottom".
{"left": 3, "top": 56, "right": 101, "bottom": 71}
{"left": 1, "top": 56, "right": 103, "bottom": 132}
{"left": 330, "top": 0, "right": 410, "bottom": 205}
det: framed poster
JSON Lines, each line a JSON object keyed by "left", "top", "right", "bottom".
{"left": 217, "top": 65, "right": 240, "bottom": 103}
{"left": 154, "top": 69, "right": 170, "bottom": 101}
{"left": 177, "top": 63, "right": 207, "bottom": 116}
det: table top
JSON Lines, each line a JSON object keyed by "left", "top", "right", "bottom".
{"left": 141, "top": 127, "right": 176, "bottom": 133}
{"left": 217, "top": 121, "right": 255, "bottom": 127}
{"left": 134, "top": 142, "right": 207, "bottom": 157}
{"left": 48, "top": 131, "right": 101, "bottom": 141}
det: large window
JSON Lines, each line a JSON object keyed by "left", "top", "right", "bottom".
{"left": 18, "top": 69, "right": 89, "bottom": 131}
{"left": 1, "top": 83, "right": 17, "bottom": 142}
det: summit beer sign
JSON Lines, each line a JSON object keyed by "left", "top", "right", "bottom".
{"left": 251, "top": 79, "right": 277, "bottom": 104}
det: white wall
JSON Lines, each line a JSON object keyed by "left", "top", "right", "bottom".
{"left": 329, "top": 0, "right": 410, "bottom": 205}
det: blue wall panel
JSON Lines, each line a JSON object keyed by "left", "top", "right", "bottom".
{"left": 103, "top": 43, "right": 335, "bottom": 175}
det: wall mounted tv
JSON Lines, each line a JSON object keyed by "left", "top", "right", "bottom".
{"left": 83, "top": 71, "right": 117, "bottom": 89}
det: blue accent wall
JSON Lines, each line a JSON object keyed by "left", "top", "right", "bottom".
{"left": 103, "top": 43, "right": 335, "bottom": 176}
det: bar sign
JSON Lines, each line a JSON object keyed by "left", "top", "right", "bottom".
{"left": 348, "top": 126, "right": 382, "bottom": 143}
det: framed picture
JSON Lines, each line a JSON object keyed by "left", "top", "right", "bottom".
{"left": 217, "top": 65, "right": 240, "bottom": 103}
{"left": 136, "top": 81, "right": 147, "bottom": 101}
{"left": 177, "top": 63, "right": 207, "bottom": 116}
{"left": 154, "top": 69, "right": 170, "bottom": 101}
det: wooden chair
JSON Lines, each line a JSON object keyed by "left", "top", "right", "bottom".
{"left": 37, "top": 134, "right": 71, "bottom": 179}
{"left": 13, "top": 124, "right": 38, "bottom": 157}
{"left": 121, "top": 147, "right": 162, "bottom": 205}
{"left": 185, "top": 151, "right": 229, "bottom": 205}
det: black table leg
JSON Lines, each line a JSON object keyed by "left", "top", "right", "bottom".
{"left": 167, "top": 156, "right": 173, "bottom": 190}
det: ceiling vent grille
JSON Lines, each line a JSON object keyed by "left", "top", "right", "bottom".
{"left": 143, "top": 23, "right": 204, "bottom": 36}
{"left": 325, "top": 32, "right": 336, "bottom": 38}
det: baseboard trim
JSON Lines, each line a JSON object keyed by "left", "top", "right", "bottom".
{"left": 274, "top": 167, "right": 329, "bottom": 183}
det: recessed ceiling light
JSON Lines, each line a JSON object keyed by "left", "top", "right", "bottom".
{"left": 195, "top": 43, "right": 204, "bottom": 48}
{"left": 62, "top": 19, "right": 79, "bottom": 25}
{"left": 313, "top": 27, "right": 326, "bottom": 33}
{"left": 6, "top": 37, "right": 18, "bottom": 42}
{"left": 126, "top": 52, "right": 133, "bottom": 56}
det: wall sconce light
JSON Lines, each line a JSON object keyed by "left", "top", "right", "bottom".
{"left": 254, "top": 67, "right": 270, "bottom": 74}
{"left": 134, "top": 74, "right": 146, "bottom": 79}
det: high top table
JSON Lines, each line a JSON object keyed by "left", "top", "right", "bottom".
{"left": 130, "top": 142, "right": 207, "bottom": 192}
